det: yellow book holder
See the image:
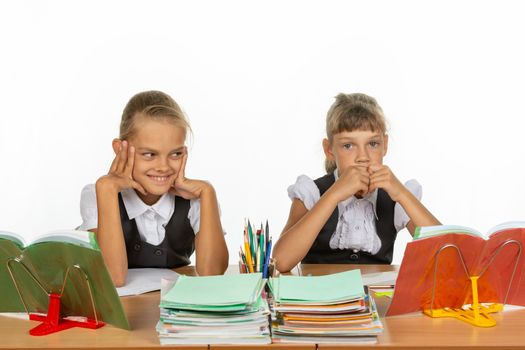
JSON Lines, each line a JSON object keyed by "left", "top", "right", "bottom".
{"left": 423, "top": 242, "right": 521, "bottom": 328}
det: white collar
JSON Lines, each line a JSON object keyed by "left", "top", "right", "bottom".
{"left": 334, "top": 170, "right": 379, "bottom": 219}
{"left": 121, "top": 188, "right": 174, "bottom": 220}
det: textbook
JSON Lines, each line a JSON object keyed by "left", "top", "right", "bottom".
{"left": 388, "top": 222, "right": 525, "bottom": 317}
{"left": 0, "top": 229, "right": 130, "bottom": 330}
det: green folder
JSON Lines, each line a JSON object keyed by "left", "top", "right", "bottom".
{"left": 273, "top": 269, "right": 365, "bottom": 303}
{"left": 161, "top": 273, "right": 264, "bottom": 311}
{"left": 0, "top": 230, "right": 130, "bottom": 330}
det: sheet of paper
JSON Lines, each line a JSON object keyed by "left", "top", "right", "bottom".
{"left": 0, "top": 312, "right": 29, "bottom": 320}
{"left": 502, "top": 304, "right": 525, "bottom": 312}
{"left": 361, "top": 271, "right": 397, "bottom": 286}
{"left": 117, "top": 268, "right": 179, "bottom": 297}
{"left": 161, "top": 277, "right": 178, "bottom": 298}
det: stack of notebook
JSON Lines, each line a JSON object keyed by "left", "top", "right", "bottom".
{"left": 157, "top": 273, "right": 271, "bottom": 345}
{"left": 268, "top": 269, "right": 383, "bottom": 344}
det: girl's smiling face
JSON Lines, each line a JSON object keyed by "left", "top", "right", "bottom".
{"left": 118, "top": 117, "right": 186, "bottom": 205}
{"left": 323, "top": 129, "right": 388, "bottom": 174}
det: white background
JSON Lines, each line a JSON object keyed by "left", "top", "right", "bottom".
{"left": 1, "top": 1, "right": 524, "bottom": 264}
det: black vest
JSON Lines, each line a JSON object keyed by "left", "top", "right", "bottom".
{"left": 118, "top": 194, "right": 195, "bottom": 268}
{"left": 302, "top": 174, "right": 397, "bottom": 264}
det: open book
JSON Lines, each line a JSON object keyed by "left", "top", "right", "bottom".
{"left": 0, "top": 229, "right": 130, "bottom": 330}
{"left": 0, "top": 230, "right": 99, "bottom": 250}
{"left": 413, "top": 221, "right": 525, "bottom": 240}
{"left": 388, "top": 221, "right": 525, "bottom": 316}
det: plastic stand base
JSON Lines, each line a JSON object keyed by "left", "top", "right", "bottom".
{"left": 424, "top": 276, "right": 503, "bottom": 328}
{"left": 424, "top": 303, "right": 503, "bottom": 328}
{"left": 28, "top": 293, "right": 105, "bottom": 336}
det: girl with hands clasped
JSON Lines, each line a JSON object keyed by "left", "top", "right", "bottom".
{"left": 273, "top": 93, "right": 440, "bottom": 272}
{"left": 79, "top": 91, "right": 228, "bottom": 286}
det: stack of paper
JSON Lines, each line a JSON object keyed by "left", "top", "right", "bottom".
{"left": 268, "top": 269, "right": 383, "bottom": 344}
{"left": 157, "top": 273, "right": 271, "bottom": 345}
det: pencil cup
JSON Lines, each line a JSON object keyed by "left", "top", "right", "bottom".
{"left": 238, "top": 258, "right": 275, "bottom": 278}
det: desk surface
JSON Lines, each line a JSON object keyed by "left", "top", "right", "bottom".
{"left": 1, "top": 264, "right": 525, "bottom": 350}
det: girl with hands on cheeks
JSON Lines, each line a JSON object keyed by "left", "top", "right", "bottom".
{"left": 273, "top": 93, "right": 440, "bottom": 272}
{"left": 79, "top": 91, "right": 228, "bottom": 286}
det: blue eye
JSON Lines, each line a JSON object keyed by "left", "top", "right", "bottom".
{"left": 369, "top": 141, "right": 380, "bottom": 148}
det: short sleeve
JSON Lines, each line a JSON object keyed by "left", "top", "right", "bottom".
{"left": 393, "top": 179, "right": 422, "bottom": 232}
{"left": 188, "top": 199, "right": 225, "bottom": 235}
{"left": 287, "top": 175, "right": 321, "bottom": 210}
{"left": 79, "top": 184, "right": 98, "bottom": 231}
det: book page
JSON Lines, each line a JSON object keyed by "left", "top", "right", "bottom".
{"left": 487, "top": 221, "right": 525, "bottom": 236}
{"left": 30, "top": 230, "right": 97, "bottom": 250}
{"left": 414, "top": 225, "right": 485, "bottom": 240}
{"left": 0, "top": 231, "right": 26, "bottom": 248}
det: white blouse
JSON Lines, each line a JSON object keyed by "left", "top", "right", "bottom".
{"left": 287, "top": 172, "right": 422, "bottom": 255}
{"left": 79, "top": 184, "right": 202, "bottom": 245}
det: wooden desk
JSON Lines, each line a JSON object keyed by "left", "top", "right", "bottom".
{"left": 298, "top": 265, "right": 525, "bottom": 350}
{"left": 1, "top": 264, "right": 525, "bottom": 349}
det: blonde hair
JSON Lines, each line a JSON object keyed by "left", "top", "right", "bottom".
{"left": 120, "top": 90, "right": 191, "bottom": 140}
{"left": 325, "top": 93, "right": 387, "bottom": 173}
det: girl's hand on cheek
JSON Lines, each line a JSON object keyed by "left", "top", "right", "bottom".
{"left": 99, "top": 140, "right": 147, "bottom": 196}
{"left": 368, "top": 164, "right": 405, "bottom": 201}
{"left": 169, "top": 153, "right": 211, "bottom": 200}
